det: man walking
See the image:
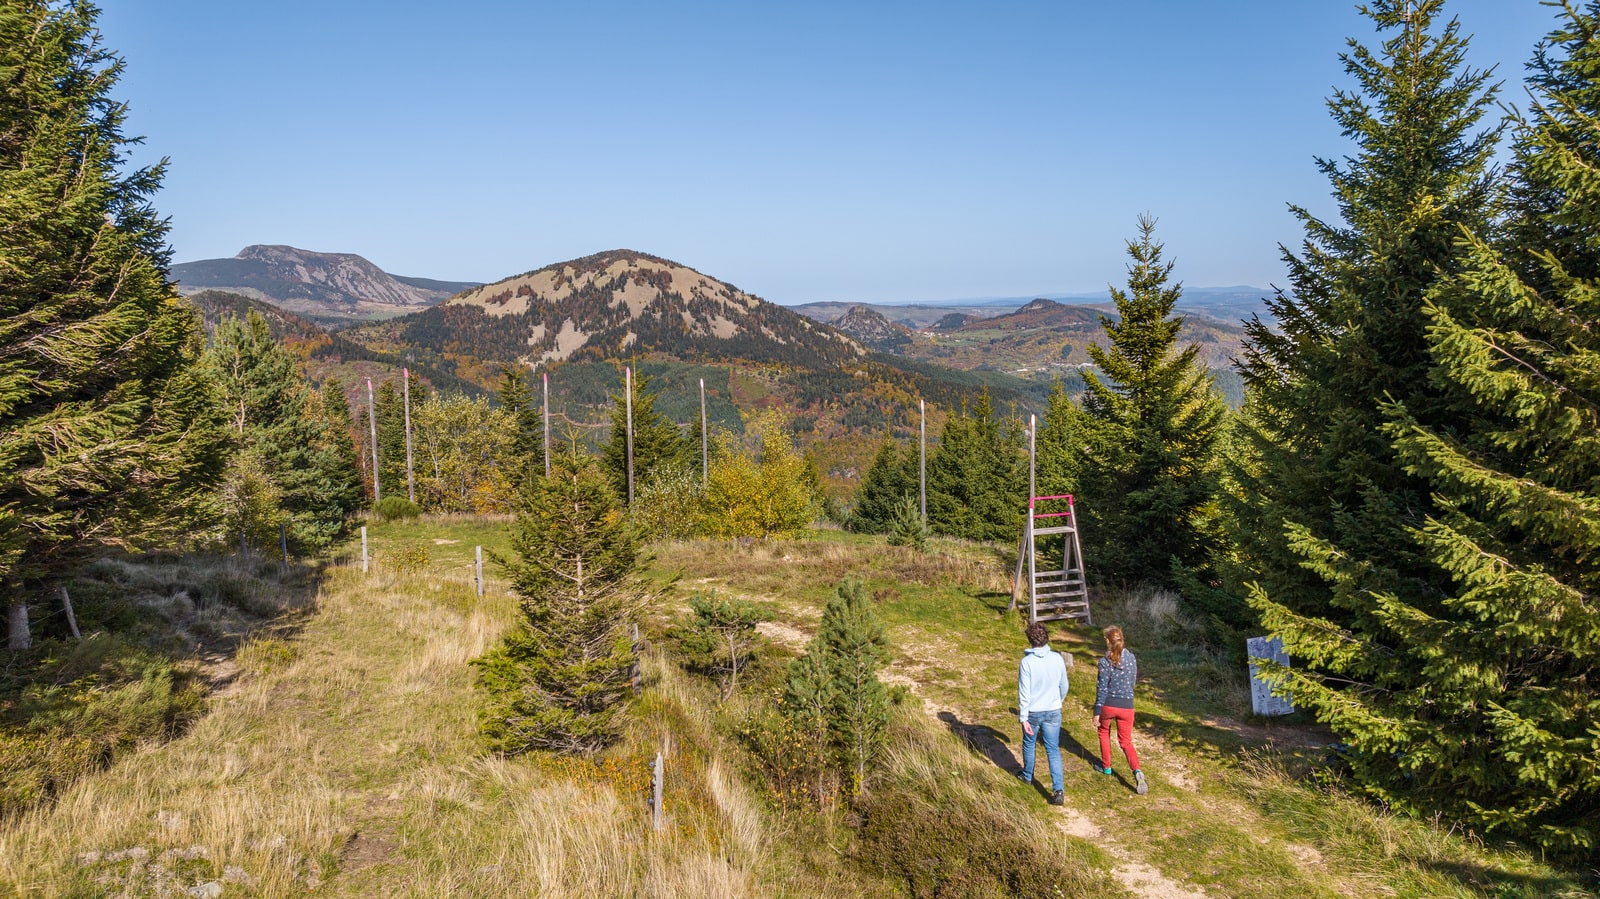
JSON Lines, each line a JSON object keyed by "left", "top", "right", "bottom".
{"left": 1017, "top": 621, "right": 1069, "bottom": 806}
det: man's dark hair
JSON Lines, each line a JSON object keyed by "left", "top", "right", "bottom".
{"left": 1025, "top": 622, "right": 1048, "bottom": 648}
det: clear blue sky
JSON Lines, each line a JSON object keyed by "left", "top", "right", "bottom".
{"left": 99, "top": 1, "right": 1558, "bottom": 304}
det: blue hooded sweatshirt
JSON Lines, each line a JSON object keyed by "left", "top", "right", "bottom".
{"left": 1017, "top": 644, "right": 1069, "bottom": 723}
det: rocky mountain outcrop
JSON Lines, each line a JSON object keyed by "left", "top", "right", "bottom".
{"left": 170, "top": 245, "right": 480, "bottom": 325}
{"left": 830, "top": 305, "right": 913, "bottom": 351}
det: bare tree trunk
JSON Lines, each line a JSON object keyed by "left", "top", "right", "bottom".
{"left": 8, "top": 601, "right": 30, "bottom": 651}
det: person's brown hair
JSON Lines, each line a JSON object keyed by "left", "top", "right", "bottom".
{"left": 1025, "top": 622, "right": 1049, "bottom": 648}
{"left": 1103, "top": 625, "right": 1125, "bottom": 666}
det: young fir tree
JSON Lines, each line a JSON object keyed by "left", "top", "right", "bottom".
{"left": 1077, "top": 217, "right": 1225, "bottom": 585}
{"left": 847, "top": 440, "right": 918, "bottom": 534}
{"left": 603, "top": 369, "right": 689, "bottom": 503}
{"left": 0, "top": 0, "right": 229, "bottom": 648}
{"left": 472, "top": 444, "right": 652, "bottom": 755}
{"left": 1232, "top": 0, "right": 1502, "bottom": 630}
{"left": 1254, "top": 5, "right": 1600, "bottom": 854}
{"left": 787, "top": 580, "right": 890, "bottom": 794}
{"left": 498, "top": 365, "right": 544, "bottom": 493}
{"left": 926, "top": 391, "right": 1023, "bottom": 542}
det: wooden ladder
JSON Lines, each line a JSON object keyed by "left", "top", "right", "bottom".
{"left": 1020, "top": 494, "right": 1091, "bottom": 625}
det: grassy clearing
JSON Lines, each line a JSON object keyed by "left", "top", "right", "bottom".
{"left": 654, "top": 530, "right": 1598, "bottom": 899}
{"left": 1, "top": 519, "right": 1592, "bottom": 897}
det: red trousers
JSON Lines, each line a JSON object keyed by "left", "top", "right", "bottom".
{"left": 1098, "top": 706, "right": 1140, "bottom": 770}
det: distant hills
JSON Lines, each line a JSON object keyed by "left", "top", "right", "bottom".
{"left": 792, "top": 285, "right": 1271, "bottom": 330}
{"left": 169, "top": 245, "right": 481, "bottom": 327}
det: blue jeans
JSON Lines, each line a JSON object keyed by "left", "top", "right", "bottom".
{"left": 1021, "top": 708, "right": 1063, "bottom": 791}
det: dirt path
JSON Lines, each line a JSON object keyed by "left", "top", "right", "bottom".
{"left": 761, "top": 610, "right": 1215, "bottom": 899}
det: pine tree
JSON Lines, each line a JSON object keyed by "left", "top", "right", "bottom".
{"left": 316, "top": 377, "right": 365, "bottom": 525}
{"left": 848, "top": 440, "right": 918, "bottom": 534}
{"left": 498, "top": 365, "right": 544, "bottom": 493}
{"left": 1077, "top": 217, "right": 1225, "bottom": 584}
{"left": 1253, "top": 4, "right": 1600, "bottom": 854}
{"left": 0, "top": 0, "right": 229, "bottom": 648}
{"left": 603, "top": 369, "right": 689, "bottom": 503}
{"left": 926, "top": 391, "right": 1023, "bottom": 542}
{"left": 203, "top": 312, "right": 356, "bottom": 551}
{"left": 802, "top": 580, "right": 890, "bottom": 793}
{"left": 1033, "top": 379, "right": 1090, "bottom": 500}
{"left": 472, "top": 444, "right": 652, "bottom": 755}
{"left": 1233, "top": 0, "right": 1502, "bottom": 629}
{"left": 373, "top": 373, "right": 427, "bottom": 504}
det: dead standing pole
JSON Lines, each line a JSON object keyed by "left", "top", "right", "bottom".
{"left": 366, "top": 378, "right": 381, "bottom": 505}
{"left": 624, "top": 366, "right": 635, "bottom": 507}
{"left": 403, "top": 367, "right": 415, "bottom": 503}
{"left": 699, "top": 377, "right": 708, "bottom": 488}
{"left": 542, "top": 371, "right": 551, "bottom": 476}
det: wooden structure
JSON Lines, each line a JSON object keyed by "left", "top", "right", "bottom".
{"left": 1020, "top": 494, "right": 1092, "bottom": 624}
{"left": 1010, "top": 414, "right": 1092, "bottom": 624}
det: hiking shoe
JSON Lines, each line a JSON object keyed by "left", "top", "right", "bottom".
{"left": 1099, "top": 766, "right": 1114, "bottom": 775}
{"left": 1016, "top": 771, "right": 1031, "bottom": 784}
{"left": 1050, "top": 790, "right": 1065, "bottom": 806}
{"left": 1134, "top": 769, "right": 1148, "bottom": 795}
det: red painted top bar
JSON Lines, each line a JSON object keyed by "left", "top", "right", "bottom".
{"left": 1031, "top": 494, "right": 1074, "bottom": 502}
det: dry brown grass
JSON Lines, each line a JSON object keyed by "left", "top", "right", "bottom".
{"left": 0, "top": 554, "right": 788, "bottom": 898}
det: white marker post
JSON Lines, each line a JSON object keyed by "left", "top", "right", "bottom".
{"left": 919, "top": 399, "right": 927, "bottom": 524}
{"left": 542, "top": 371, "right": 551, "bottom": 476}
{"left": 403, "top": 367, "right": 415, "bottom": 503}
{"left": 624, "top": 366, "right": 635, "bottom": 506}
{"left": 361, "top": 526, "right": 369, "bottom": 574}
{"left": 366, "top": 378, "right": 380, "bottom": 504}
{"left": 475, "top": 545, "right": 484, "bottom": 597}
{"left": 699, "top": 377, "right": 708, "bottom": 488}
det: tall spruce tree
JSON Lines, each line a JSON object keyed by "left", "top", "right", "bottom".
{"left": 602, "top": 369, "right": 689, "bottom": 503}
{"left": 1233, "top": 0, "right": 1502, "bottom": 631}
{"left": 473, "top": 444, "right": 652, "bottom": 755}
{"left": 1254, "top": 4, "right": 1600, "bottom": 854}
{"left": 1077, "top": 217, "right": 1225, "bottom": 585}
{"left": 317, "top": 377, "right": 365, "bottom": 522}
{"left": 847, "top": 439, "right": 919, "bottom": 534}
{"left": 1033, "top": 379, "right": 1090, "bottom": 501}
{"left": 0, "top": 0, "right": 229, "bottom": 648}
{"left": 926, "top": 391, "right": 1023, "bottom": 542}
{"left": 498, "top": 365, "right": 544, "bottom": 493}
{"left": 205, "top": 312, "right": 358, "bottom": 550}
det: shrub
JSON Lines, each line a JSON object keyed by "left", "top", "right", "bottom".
{"left": 374, "top": 496, "right": 421, "bottom": 520}
{"left": 855, "top": 783, "right": 1073, "bottom": 898}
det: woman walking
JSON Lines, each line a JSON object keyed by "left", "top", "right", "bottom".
{"left": 1092, "top": 625, "right": 1147, "bottom": 794}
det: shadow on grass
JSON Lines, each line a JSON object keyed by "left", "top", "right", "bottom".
{"left": 938, "top": 709, "right": 1099, "bottom": 779}
{"left": 1416, "top": 857, "right": 1596, "bottom": 898}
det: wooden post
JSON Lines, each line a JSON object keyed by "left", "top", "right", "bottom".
{"left": 699, "top": 377, "right": 708, "bottom": 488}
{"left": 652, "top": 751, "right": 664, "bottom": 831}
{"left": 60, "top": 587, "right": 81, "bottom": 641}
{"left": 240, "top": 530, "right": 248, "bottom": 559}
{"left": 919, "top": 398, "right": 926, "bottom": 524}
{"left": 367, "top": 378, "right": 381, "bottom": 504}
{"left": 624, "top": 367, "right": 635, "bottom": 506}
{"left": 475, "top": 545, "right": 484, "bottom": 597}
{"left": 403, "top": 367, "right": 415, "bottom": 504}
{"left": 542, "top": 372, "right": 550, "bottom": 476}
{"left": 1027, "top": 415, "right": 1037, "bottom": 623}
{"left": 279, "top": 521, "right": 289, "bottom": 571}
{"left": 631, "top": 622, "right": 642, "bottom": 694}
{"left": 361, "top": 526, "right": 369, "bottom": 574}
